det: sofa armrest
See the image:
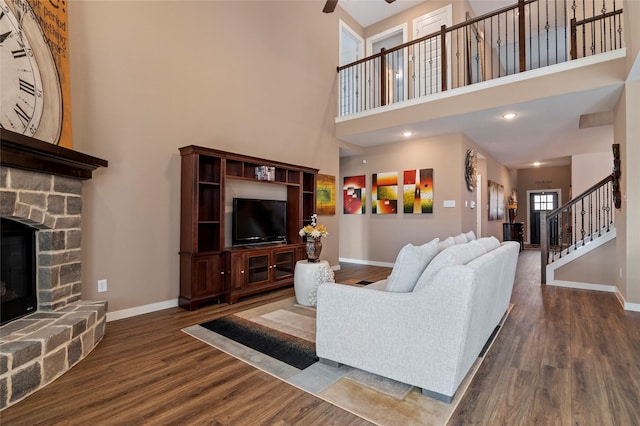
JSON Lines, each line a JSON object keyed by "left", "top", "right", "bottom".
{"left": 316, "top": 270, "right": 476, "bottom": 395}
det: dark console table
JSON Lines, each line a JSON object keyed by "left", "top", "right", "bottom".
{"left": 503, "top": 222, "right": 524, "bottom": 251}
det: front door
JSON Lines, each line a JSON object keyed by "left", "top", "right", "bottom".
{"left": 529, "top": 191, "right": 559, "bottom": 245}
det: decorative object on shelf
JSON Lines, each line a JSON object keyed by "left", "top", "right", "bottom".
{"left": 255, "top": 165, "right": 275, "bottom": 181}
{"left": 308, "top": 264, "right": 335, "bottom": 306}
{"left": 299, "top": 214, "right": 328, "bottom": 262}
{"left": 507, "top": 189, "right": 518, "bottom": 223}
{"left": 465, "top": 149, "right": 477, "bottom": 192}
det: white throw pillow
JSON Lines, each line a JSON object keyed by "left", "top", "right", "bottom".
{"left": 386, "top": 238, "right": 439, "bottom": 292}
{"left": 465, "top": 230, "right": 476, "bottom": 241}
{"left": 453, "top": 233, "right": 468, "bottom": 244}
{"left": 437, "top": 236, "right": 455, "bottom": 252}
{"left": 413, "top": 241, "right": 485, "bottom": 291}
{"left": 476, "top": 236, "right": 500, "bottom": 252}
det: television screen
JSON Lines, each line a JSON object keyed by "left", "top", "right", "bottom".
{"left": 232, "top": 198, "right": 287, "bottom": 246}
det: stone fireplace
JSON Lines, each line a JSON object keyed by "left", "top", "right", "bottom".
{"left": 0, "top": 131, "right": 108, "bottom": 410}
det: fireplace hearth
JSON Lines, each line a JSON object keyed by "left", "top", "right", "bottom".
{"left": 0, "top": 130, "right": 108, "bottom": 410}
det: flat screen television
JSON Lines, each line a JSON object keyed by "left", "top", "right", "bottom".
{"left": 232, "top": 198, "right": 287, "bottom": 246}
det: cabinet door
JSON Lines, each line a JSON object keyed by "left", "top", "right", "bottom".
{"left": 246, "top": 251, "right": 271, "bottom": 287}
{"left": 228, "top": 252, "right": 246, "bottom": 291}
{"left": 192, "top": 254, "right": 224, "bottom": 297}
{"left": 272, "top": 247, "right": 296, "bottom": 282}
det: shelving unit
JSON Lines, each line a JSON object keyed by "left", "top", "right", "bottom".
{"left": 179, "top": 145, "right": 317, "bottom": 309}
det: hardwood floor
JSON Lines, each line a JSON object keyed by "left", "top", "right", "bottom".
{"left": 3, "top": 253, "right": 640, "bottom": 425}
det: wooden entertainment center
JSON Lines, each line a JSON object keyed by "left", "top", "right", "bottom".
{"left": 179, "top": 145, "right": 317, "bottom": 309}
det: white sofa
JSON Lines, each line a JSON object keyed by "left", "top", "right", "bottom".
{"left": 316, "top": 237, "right": 520, "bottom": 402}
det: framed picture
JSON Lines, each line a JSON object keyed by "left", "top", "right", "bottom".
{"left": 343, "top": 175, "right": 366, "bottom": 214}
{"left": 403, "top": 168, "right": 434, "bottom": 214}
{"left": 372, "top": 172, "right": 398, "bottom": 214}
{"left": 316, "top": 174, "right": 336, "bottom": 215}
{"left": 488, "top": 179, "right": 505, "bottom": 220}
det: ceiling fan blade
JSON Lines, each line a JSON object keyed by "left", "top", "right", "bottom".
{"left": 323, "top": 0, "right": 338, "bottom": 13}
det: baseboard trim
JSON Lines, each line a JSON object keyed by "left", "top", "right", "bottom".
{"left": 615, "top": 290, "right": 640, "bottom": 312}
{"left": 338, "top": 257, "right": 394, "bottom": 268}
{"left": 107, "top": 299, "right": 179, "bottom": 322}
{"left": 547, "top": 280, "right": 617, "bottom": 293}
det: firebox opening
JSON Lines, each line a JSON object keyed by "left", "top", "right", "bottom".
{"left": 1, "top": 218, "right": 38, "bottom": 325}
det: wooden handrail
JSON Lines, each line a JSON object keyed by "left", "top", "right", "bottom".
{"left": 336, "top": 0, "right": 623, "bottom": 116}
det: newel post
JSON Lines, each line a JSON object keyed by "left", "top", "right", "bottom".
{"left": 541, "top": 211, "right": 548, "bottom": 284}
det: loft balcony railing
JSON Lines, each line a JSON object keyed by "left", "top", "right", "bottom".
{"left": 338, "top": 0, "right": 624, "bottom": 116}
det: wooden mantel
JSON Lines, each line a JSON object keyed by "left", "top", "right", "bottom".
{"left": 1, "top": 130, "right": 108, "bottom": 180}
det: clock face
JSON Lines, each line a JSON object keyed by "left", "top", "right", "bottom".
{"left": 0, "top": 0, "right": 44, "bottom": 136}
{"left": 0, "top": 0, "right": 62, "bottom": 144}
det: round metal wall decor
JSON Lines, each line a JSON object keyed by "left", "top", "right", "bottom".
{"left": 465, "top": 149, "right": 477, "bottom": 192}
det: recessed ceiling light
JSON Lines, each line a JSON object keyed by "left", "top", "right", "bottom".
{"left": 402, "top": 131, "right": 412, "bottom": 137}
{"left": 533, "top": 162, "right": 541, "bottom": 167}
{"left": 503, "top": 113, "right": 517, "bottom": 120}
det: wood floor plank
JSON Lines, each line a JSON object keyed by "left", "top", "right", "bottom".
{"left": 2, "top": 251, "right": 640, "bottom": 425}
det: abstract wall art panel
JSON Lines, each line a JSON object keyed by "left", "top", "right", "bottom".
{"left": 317, "top": 174, "right": 336, "bottom": 215}
{"left": 403, "top": 169, "right": 434, "bottom": 214}
{"left": 488, "top": 179, "right": 505, "bottom": 220}
{"left": 372, "top": 172, "right": 398, "bottom": 214}
{"left": 343, "top": 175, "right": 366, "bottom": 214}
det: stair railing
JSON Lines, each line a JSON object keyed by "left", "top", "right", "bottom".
{"left": 337, "top": 0, "right": 624, "bottom": 117}
{"left": 540, "top": 174, "right": 615, "bottom": 283}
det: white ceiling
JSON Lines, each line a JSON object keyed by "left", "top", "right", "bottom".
{"left": 338, "top": 0, "right": 513, "bottom": 28}
{"left": 335, "top": 0, "right": 623, "bottom": 169}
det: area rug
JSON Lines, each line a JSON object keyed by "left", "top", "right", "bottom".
{"left": 183, "top": 297, "right": 511, "bottom": 425}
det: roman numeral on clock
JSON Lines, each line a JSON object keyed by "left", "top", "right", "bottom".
{"left": 12, "top": 48, "right": 26, "bottom": 58}
{"left": 18, "top": 78, "right": 36, "bottom": 96}
{"left": 14, "top": 103, "right": 31, "bottom": 126}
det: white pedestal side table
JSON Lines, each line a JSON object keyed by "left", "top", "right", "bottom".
{"left": 294, "top": 260, "right": 333, "bottom": 306}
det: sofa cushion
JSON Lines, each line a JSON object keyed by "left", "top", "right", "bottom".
{"left": 465, "top": 230, "right": 476, "bottom": 241}
{"left": 437, "top": 236, "right": 455, "bottom": 252}
{"left": 453, "top": 233, "right": 468, "bottom": 244}
{"left": 413, "top": 241, "right": 486, "bottom": 291}
{"left": 475, "top": 236, "right": 500, "bottom": 252}
{"left": 386, "top": 238, "right": 439, "bottom": 292}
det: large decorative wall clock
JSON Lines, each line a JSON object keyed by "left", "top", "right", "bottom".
{"left": 465, "top": 149, "right": 477, "bottom": 192}
{"left": 1, "top": 0, "right": 64, "bottom": 145}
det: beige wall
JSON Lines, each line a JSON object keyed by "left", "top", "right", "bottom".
{"left": 338, "top": 132, "right": 511, "bottom": 264}
{"left": 516, "top": 165, "right": 572, "bottom": 243}
{"left": 571, "top": 152, "right": 612, "bottom": 196}
{"left": 555, "top": 239, "right": 617, "bottom": 284}
{"left": 364, "top": 0, "right": 471, "bottom": 39}
{"left": 66, "top": 0, "right": 639, "bottom": 314}
{"left": 69, "top": 1, "right": 345, "bottom": 312}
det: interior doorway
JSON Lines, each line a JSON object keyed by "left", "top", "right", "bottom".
{"left": 366, "top": 24, "right": 408, "bottom": 106}
{"left": 339, "top": 20, "right": 364, "bottom": 115}
{"left": 411, "top": 5, "right": 452, "bottom": 97}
